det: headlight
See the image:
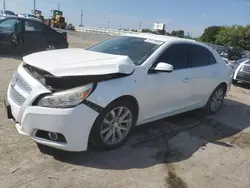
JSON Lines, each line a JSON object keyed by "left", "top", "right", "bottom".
{"left": 37, "top": 83, "right": 93, "bottom": 108}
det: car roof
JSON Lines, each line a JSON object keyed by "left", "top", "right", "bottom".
{"left": 123, "top": 33, "right": 196, "bottom": 43}
{"left": 1, "top": 10, "right": 15, "bottom": 13}
{"left": 123, "top": 33, "right": 215, "bottom": 51}
{"left": 2, "top": 16, "right": 42, "bottom": 23}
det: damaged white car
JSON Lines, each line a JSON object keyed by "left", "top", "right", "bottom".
{"left": 5, "top": 34, "right": 233, "bottom": 151}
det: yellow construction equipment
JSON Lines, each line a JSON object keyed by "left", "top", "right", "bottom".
{"left": 51, "top": 10, "right": 66, "bottom": 29}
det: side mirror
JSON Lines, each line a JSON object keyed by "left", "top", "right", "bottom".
{"left": 150, "top": 62, "right": 173, "bottom": 73}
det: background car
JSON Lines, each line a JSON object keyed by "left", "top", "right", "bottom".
{"left": 0, "top": 17, "right": 68, "bottom": 54}
{"left": 0, "top": 10, "right": 16, "bottom": 20}
{"left": 18, "top": 13, "right": 42, "bottom": 22}
{"left": 220, "top": 47, "right": 242, "bottom": 61}
{"left": 232, "top": 58, "right": 250, "bottom": 84}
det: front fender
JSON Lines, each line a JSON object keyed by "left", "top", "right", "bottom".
{"left": 87, "top": 75, "right": 138, "bottom": 109}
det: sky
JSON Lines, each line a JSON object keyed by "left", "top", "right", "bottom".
{"left": 1, "top": 0, "right": 250, "bottom": 37}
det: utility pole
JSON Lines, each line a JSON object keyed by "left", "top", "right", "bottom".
{"left": 80, "top": 9, "right": 83, "bottom": 26}
{"left": 3, "top": 0, "right": 5, "bottom": 9}
{"left": 33, "top": 0, "right": 36, "bottom": 13}
{"left": 138, "top": 22, "right": 142, "bottom": 32}
{"left": 58, "top": 4, "right": 60, "bottom": 10}
{"left": 108, "top": 21, "right": 110, "bottom": 29}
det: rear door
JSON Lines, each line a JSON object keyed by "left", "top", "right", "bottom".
{"left": 22, "top": 19, "right": 47, "bottom": 53}
{"left": 188, "top": 45, "right": 219, "bottom": 106}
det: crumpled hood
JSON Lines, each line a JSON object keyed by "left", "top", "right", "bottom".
{"left": 23, "top": 48, "right": 135, "bottom": 77}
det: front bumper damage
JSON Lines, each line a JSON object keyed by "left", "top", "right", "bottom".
{"left": 5, "top": 64, "right": 100, "bottom": 152}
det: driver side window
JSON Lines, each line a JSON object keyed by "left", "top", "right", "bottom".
{"left": 0, "top": 18, "right": 16, "bottom": 30}
{"left": 156, "top": 43, "right": 190, "bottom": 70}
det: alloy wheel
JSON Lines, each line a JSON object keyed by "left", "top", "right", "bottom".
{"left": 100, "top": 106, "right": 133, "bottom": 145}
{"left": 46, "top": 45, "right": 55, "bottom": 50}
{"left": 210, "top": 88, "right": 224, "bottom": 112}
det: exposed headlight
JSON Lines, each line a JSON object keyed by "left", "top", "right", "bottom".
{"left": 37, "top": 83, "right": 93, "bottom": 108}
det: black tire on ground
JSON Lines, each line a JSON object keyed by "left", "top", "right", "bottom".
{"left": 90, "top": 100, "right": 137, "bottom": 150}
{"left": 46, "top": 43, "right": 56, "bottom": 51}
{"left": 203, "top": 85, "right": 226, "bottom": 115}
{"left": 232, "top": 79, "right": 238, "bottom": 85}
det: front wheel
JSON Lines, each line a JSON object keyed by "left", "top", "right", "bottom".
{"left": 91, "top": 100, "right": 136, "bottom": 150}
{"left": 203, "top": 86, "right": 226, "bottom": 115}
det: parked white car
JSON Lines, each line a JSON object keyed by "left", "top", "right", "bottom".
{"left": 0, "top": 10, "right": 16, "bottom": 20}
{"left": 5, "top": 34, "right": 233, "bottom": 151}
{"left": 18, "top": 13, "right": 42, "bottom": 22}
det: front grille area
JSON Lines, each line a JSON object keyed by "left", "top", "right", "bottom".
{"left": 242, "top": 65, "right": 250, "bottom": 72}
{"left": 9, "top": 72, "right": 32, "bottom": 106}
{"left": 13, "top": 72, "right": 32, "bottom": 93}
{"left": 10, "top": 87, "right": 26, "bottom": 106}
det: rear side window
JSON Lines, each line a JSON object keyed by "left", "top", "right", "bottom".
{"left": 156, "top": 44, "right": 190, "bottom": 70}
{"left": 25, "top": 20, "right": 44, "bottom": 32}
{"left": 190, "top": 45, "right": 216, "bottom": 67}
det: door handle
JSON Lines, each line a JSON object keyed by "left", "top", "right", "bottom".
{"left": 183, "top": 78, "right": 191, "bottom": 83}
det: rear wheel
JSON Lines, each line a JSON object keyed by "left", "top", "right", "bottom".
{"left": 203, "top": 85, "right": 226, "bottom": 115}
{"left": 91, "top": 100, "right": 136, "bottom": 150}
{"left": 46, "top": 44, "right": 56, "bottom": 51}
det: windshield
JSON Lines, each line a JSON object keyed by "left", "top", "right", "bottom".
{"left": 87, "top": 36, "right": 162, "bottom": 65}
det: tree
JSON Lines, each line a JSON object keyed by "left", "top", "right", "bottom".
{"left": 141, "top": 28, "right": 153, "bottom": 33}
{"left": 131, "top": 29, "right": 138, "bottom": 32}
{"left": 215, "top": 25, "right": 250, "bottom": 50}
{"left": 200, "top": 26, "right": 222, "bottom": 43}
{"left": 171, "top": 30, "right": 184, "bottom": 38}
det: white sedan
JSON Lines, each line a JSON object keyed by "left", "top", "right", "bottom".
{"left": 18, "top": 13, "right": 42, "bottom": 22}
{"left": 5, "top": 34, "right": 233, "bottom": 151}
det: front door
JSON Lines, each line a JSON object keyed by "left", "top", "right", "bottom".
{"left": 0, "top": 18, "right": 17, "bottom": 51}
{"left": 141, "top": 43, "right": 193, "bottom": 121}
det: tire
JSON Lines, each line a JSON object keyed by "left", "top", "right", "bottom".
{"left": 46, "top": 44, "right": 56, "bottom": 51}
{"left": 203, "top": 85, "right": 226, "bottom": 115}
{"left": 90, "top": 100, "right": 137, "bottom": 150}
{"left": 232, "top": 79, "right": 238, "bottom": 85}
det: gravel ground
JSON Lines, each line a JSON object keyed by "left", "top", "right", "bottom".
{"left": 0, "top": 32, "right": 250, "bottom": 188}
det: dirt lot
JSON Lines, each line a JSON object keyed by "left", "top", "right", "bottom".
{"left": 0, "top": 33, "right": 250, "bottom": 188}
